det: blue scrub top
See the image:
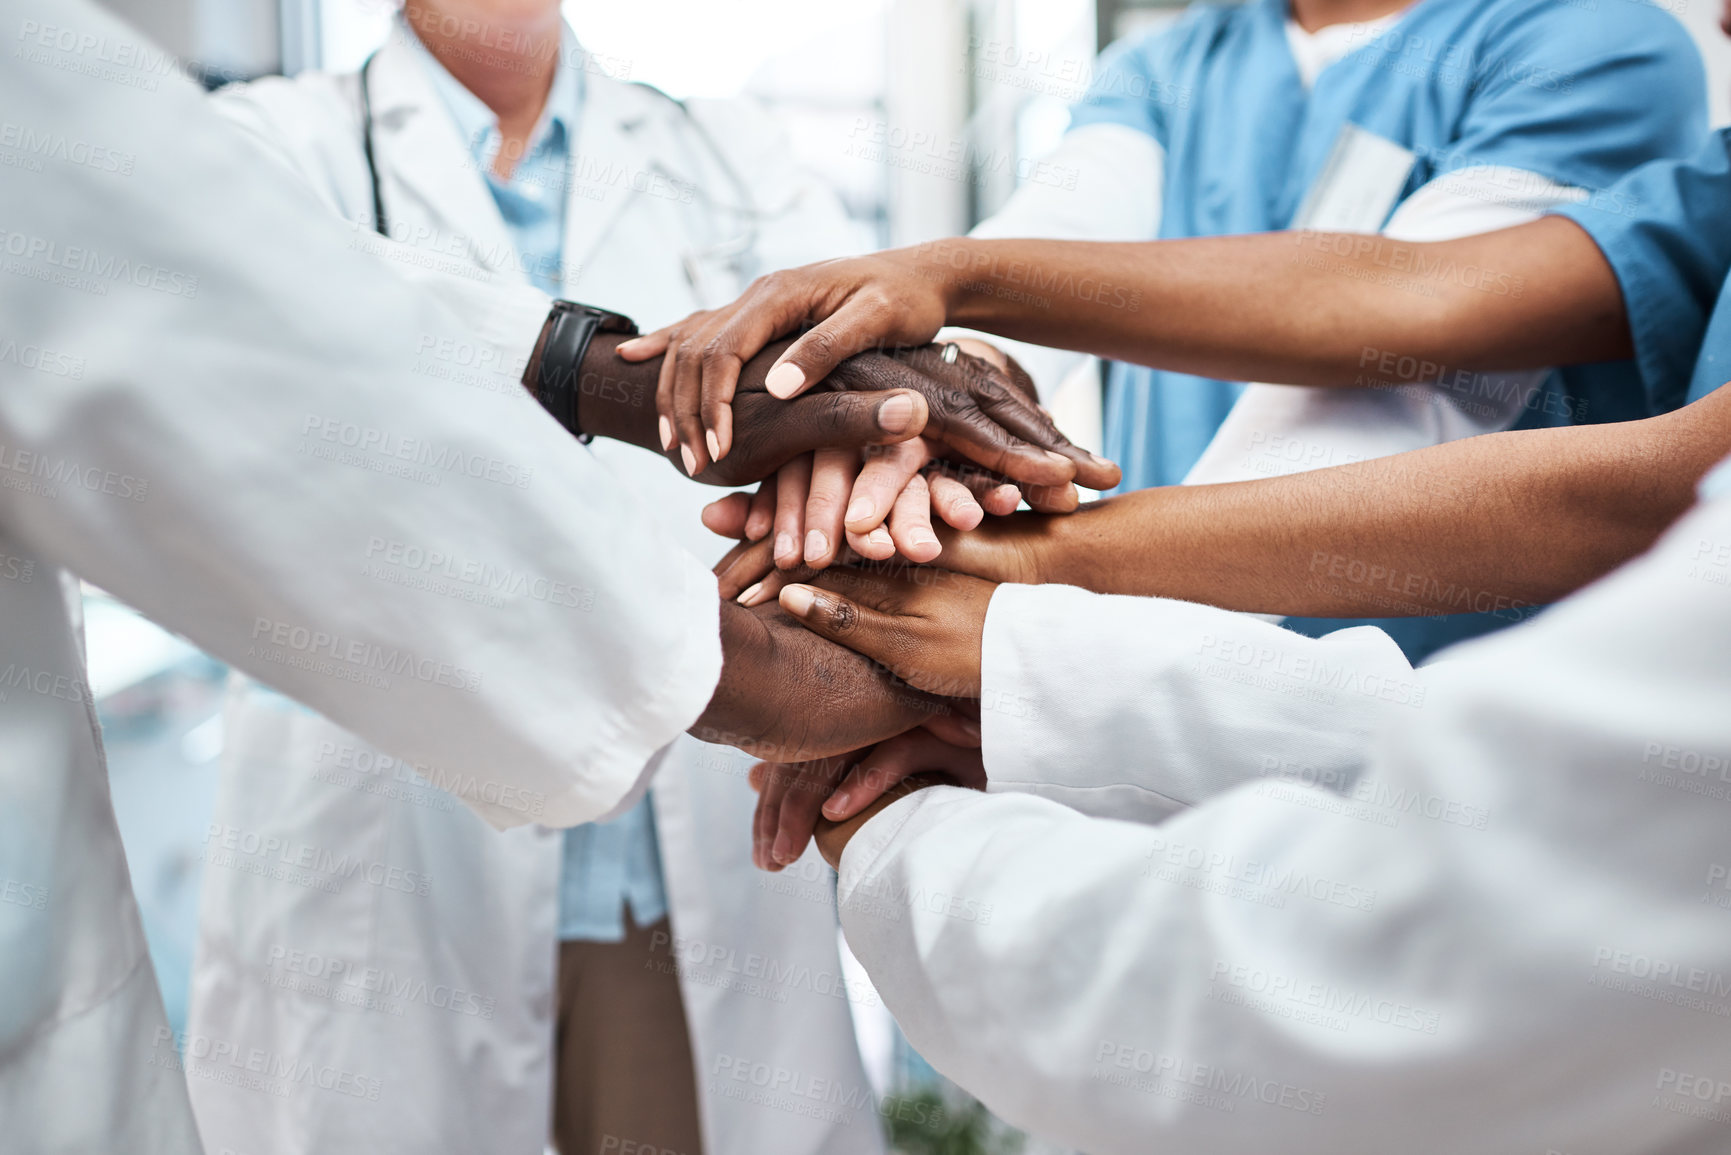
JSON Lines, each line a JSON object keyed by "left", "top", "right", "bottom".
{"left": 1072, "top": 0, "right": 1706, "bottom": 661}
{"left": 1556, "top": 129, "right": 1731, "bottom": 411}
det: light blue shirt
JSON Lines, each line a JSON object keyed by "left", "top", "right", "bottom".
{"left": 1070, "top": 0, "right": 1705, "bottom": 663}
{"left": 415, "top": 30, "right": 670, "bottom": 942}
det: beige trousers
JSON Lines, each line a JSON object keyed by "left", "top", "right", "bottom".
{"left": 552, "top": 915, "right": 706, "bottom": 1155}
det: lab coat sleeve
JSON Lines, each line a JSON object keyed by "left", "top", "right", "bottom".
{"left": 840, "top": 492, "right": 1731, "bottom": 1155}
{"left": 943, "top": 123, "right": 1164, "bottom": 401}
{"left": 979, "top": 584, "right": 1421, "bottom": 823}
{"left": 0, "top": 0, "right": 721, "bottom": 831}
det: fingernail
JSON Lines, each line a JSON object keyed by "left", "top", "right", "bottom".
{"left": 1088, "top": 451, "right": 1114, "bottom": 468}
{"left": 909, "top": 528, "right": 939, "bottom": 548}
{"left": 805, "top": 529, "right": 829, "bottom": 560}
{"left": 681, "top": 445, "right": 698, "bottom": 475}
{"left": 868, "top": 527, "right": 893, "bottom": 551}
{"left": 765, "top": 362, "right": 805, "bottom": 399}
{"left": 876, "top": 393, "right": 918, "bottom": 434}
{"left": 736, "top": 581, "right": 764, "bottom": 606}
{"left": 705, "top": 429, "right": 722, "bottom": 461}
{"left": 824, "top": 791, "right": 851, "bottom": 817}
{"left": 960, "top": 719, "right": 982, "bottom": 742}
{"left": 780, "top": 584, "right": 816, "bottom": 616}
{"left": 658, "top": 416, "right": 673, "bottom": 451}
{"left": 775, "top": 532, "right": 797, "bottom": 563}
{"left": 1044, "top": 449, "right": 1072, "bottom": 467}
{"left": 617, "top": 337, "right": 642, "bottom": 352}
{"left": 844, "top": 498, "right": 875, "bottom": 525}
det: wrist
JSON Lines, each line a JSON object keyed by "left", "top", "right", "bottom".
{"left": 523, "top": 302, "right": 656, "bottom": 450}
{"left": 573, "top": 332, "right": 663, "bottom": 452}
{"left": 903, "top": 240, "right": 979, "bottom": 323}
{"left": 815, "top": 773, "right": 943, "bottom": 870}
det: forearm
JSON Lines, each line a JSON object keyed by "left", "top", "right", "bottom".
{"left": 926, "top": 217, "right": 1630, "bottom": 387}
{"left": 1016, "top": 391, "right": 1730, "bottom": 616}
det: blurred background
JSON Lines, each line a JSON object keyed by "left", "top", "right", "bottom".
{"left": 79, "top": 0, "right": 1731, "bottom": 1150}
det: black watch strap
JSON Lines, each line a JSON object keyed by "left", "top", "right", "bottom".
{"left": 522, "top": 301, "right": 639, "bottom": 443}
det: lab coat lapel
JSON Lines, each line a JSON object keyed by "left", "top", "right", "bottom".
{"left": 562, "top": 72, "right": 661, "bottom": 283}
{"left": 366, "top": 28, "right": 521, "bottom": 281}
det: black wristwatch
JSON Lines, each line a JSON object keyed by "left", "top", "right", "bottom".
{"left": 522, "top": 300, "right": 639, "bottom": 442}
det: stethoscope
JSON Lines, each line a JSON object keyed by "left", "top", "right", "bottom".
{"left": 358, "top": 49, "right": 768, "bottom": 298}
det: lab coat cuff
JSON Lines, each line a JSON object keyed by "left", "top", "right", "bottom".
{"left": 534, "top": 557, "right": 722, "bottom": 830}
{"left": 979, "top": 583, "right": 1191, "bottom": 822}
{"left": 835, "top": 785, "right": 967, "bottom": 909}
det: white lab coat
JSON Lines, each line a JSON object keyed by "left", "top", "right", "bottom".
{"left": 0, "top": 1, "right": 725, "bottom": 1151}
{"left": 839, "top": 475, "right": 1731, "bottom": 1154}
{"left": 185, "top": 26, "right": 884, "bottom": 1155}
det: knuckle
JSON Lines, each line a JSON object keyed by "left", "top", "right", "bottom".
{"left": 825, "top": 597, "right": 861, "bottom": 635}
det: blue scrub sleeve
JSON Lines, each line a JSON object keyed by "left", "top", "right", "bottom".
{"left": 1554, "top": 132, "right": 1731, "bottom": 415}
{"left": 1067, "top": 13, "right": 1198, "bottom": 145}
{"left": 1400, "top": 4, "right": 1705, "bottom": 193}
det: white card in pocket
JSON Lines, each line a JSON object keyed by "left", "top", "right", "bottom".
{"left": 1292, "top": 123, "right": 1418, "bottom": 234}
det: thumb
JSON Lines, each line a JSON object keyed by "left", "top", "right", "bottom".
{"left": 778, "top": 582, "right": 898, "bottom": 668}
{"left": 766, "top": 300, "right": 905, "bottom": 400}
